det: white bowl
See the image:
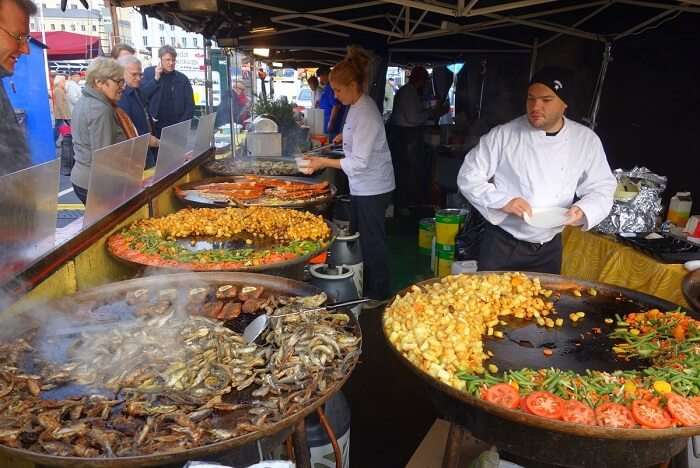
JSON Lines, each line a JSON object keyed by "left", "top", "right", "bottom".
{"left": 523, "top": 207, "right": 571, "bottom": 229}
{"left": 295, "top": 156, "right": 314, "bottom": 174}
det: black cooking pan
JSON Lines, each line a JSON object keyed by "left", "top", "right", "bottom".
{"left": 383, "top": 272, "right": 698, "bottom": 467}
{"left": 0, "top": 272, "right": 361, "bottom": 468}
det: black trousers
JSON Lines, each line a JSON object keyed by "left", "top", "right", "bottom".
{"left": 72, "top": 184, "right": 88, "bottom": 205}
{"left": 350, "top": 191, "right": 392, "bottom": 300}
{"left": 477, "top": 224, "right": 562, "bottom": 274}
{"left": 388, "top": 125, "right": 428, "bottom": 209}
{"left": 145, "top": 148, "right": 158, "bottom": 169}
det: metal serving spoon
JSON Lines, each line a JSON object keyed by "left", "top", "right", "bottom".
{"left": 243, "top": 298, "right": 369, "bottom": 343}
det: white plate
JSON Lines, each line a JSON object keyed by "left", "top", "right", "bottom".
{"left": 523, "top": 207, "right": 570, "bottom": 229}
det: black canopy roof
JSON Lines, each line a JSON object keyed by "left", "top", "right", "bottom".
{"left": 111, "top": 0, "right": 699, "bottom": 65}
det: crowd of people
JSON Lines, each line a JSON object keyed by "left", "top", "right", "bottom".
{"left": 49, "top": 43, "right": 195, "bottom": 203}
{"left": 0, "top": 0, "right": 195, "bottom": 195}
{"left": 55, "top": 44, "right": 194, "bottom": 203}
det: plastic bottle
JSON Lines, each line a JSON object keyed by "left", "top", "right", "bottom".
{"left": 667, "top": 192, "right": 693, "bottom": 227}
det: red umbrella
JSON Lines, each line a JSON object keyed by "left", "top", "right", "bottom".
{"left": 30, "top": 31, "right": 102, "bottom": 60}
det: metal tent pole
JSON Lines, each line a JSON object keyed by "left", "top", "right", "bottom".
{"left": 204, "top": 40, "right": 213, "bottom": 113}
{"left": 528, "top": 37, "right": 539, "bottom": 80}
{"left": 225, "top": 48, "right": 236, "bottom": 157}
{"left": 586, "top": 41, "right": 613, "bottom": 130}
{"left": 233, "top": 48, "right": 242, "bottom": 159}
{"left": 477, "top": 59, "right": 487, "bottom": 120}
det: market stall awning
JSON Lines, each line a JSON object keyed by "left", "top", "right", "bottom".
{"left": 30, "top": 31, "right": 102, "bottom": 60}
{"left": 112, "top": 0, "right": 700, "bottom": 66}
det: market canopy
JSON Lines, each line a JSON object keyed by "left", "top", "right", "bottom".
{"left": 30, "top": 31, "right": 102, "bottom": 61}
{"left": 111, "top": 0, "right": 700, "bottom": 65}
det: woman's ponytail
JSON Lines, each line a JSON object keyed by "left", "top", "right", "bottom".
{"left": 330, "top": 46, "right": 371, "bottom": 91}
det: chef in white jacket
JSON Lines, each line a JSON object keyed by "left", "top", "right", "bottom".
{"left": 457, "top": 66, "right": 616, "bottom": 274}
{"left": 305, "top": 47, "right": 395, "bottom": 307}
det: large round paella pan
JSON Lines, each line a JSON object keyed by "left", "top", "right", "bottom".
{"left": 383, "top": 272, "right": 700, "bottom": 467}
{"left": 106, "top": 207, "right": 335, "bottom": 277}
{"left": 174, "top": 175, "right": 336, "bottom": 214}
{"left": 0, "top": 272, "right": 361, "bottom": 467}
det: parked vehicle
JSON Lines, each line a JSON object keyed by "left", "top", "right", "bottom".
{"left": 295, "top": 86, "right": 313, "bottom": 110}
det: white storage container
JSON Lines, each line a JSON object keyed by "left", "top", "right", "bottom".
{"left": 305, "top": 108, "right": 325, "bottom": 136}
{"left": 246, "top": 133, "right": 282, "bottom": 157}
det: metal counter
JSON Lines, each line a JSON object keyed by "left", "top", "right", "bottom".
{"left": 0, "top": 147, "right": 213, "bottom": 315}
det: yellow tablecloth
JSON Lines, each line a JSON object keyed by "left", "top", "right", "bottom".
{"left": 562, "top": 227, "right": 688, "bottom": 307}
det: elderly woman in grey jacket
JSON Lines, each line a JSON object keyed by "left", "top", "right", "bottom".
{"left": 70, "top": 57, "right": 137, "bottom": 204}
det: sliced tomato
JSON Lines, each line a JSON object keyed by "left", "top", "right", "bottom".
{"left": 561, "top": 399, "right": 596, "bottom": 426}
{"left": 631, "top": 399, "right": 673, "bottom": 429}
{"left": 129, "top": 253, "right": 150, "bottom": 262}
{"left": 525, "top": 391, "right": 563, "bottom": 420}
{"left": 689, "top": 396, "right": 700, "bottom": 411}
{"left": 519, "top": 395, "right": 531, "bottom": 413}
{"left": 595, "top": 402, "right": 635, "bottom": 428}
{"left": 666, "top": 393, "right": 700, "bottom": 427}
{"left": 484, "top": 383, "right": 520, "bottom": 409}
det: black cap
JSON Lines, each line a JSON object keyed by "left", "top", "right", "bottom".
{"left": 316, "top": 66, "right": 331, "bottom": 76}
{"left": 529, "top": 66, "right": 573, "bottom": 104}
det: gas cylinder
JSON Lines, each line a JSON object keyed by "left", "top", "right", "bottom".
{"left": 332, "top": 195, "right": 352, "bottom": 233}
{"left": 305, "top": 392, "right": 351, "bottom": 468}
{"left": 309, "top": 264, "right": 361, "bottom": 318}
{"left": 327, "top": 231, "right": 363, "bottom": 297}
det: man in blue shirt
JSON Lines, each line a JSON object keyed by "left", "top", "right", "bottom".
{"left": 317, "top": 66, "right": 345, "bottom": 140}
{"left": 117, "top": 55, "right": 159, "bottom": 168}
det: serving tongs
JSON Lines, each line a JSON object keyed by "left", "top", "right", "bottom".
{"left": 243, "top": 297, "right": 368, "bottom": 343}
{"left": 303, "top": 143, "right": 339, "bottom": 156}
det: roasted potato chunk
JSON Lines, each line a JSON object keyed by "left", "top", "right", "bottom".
{"left": 384, "top": 273, "right": 553, "bottom": 390}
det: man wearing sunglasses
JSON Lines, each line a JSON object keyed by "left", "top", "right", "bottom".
{"left": 0, "top": 0, "right": 36, "bottom": 176}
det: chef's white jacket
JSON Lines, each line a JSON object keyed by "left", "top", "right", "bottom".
{"left": 340, "top": 94, "right": 395, "bottom": 196}
{"left": 457, "top": 115, "right": 616, "bottom": 243}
